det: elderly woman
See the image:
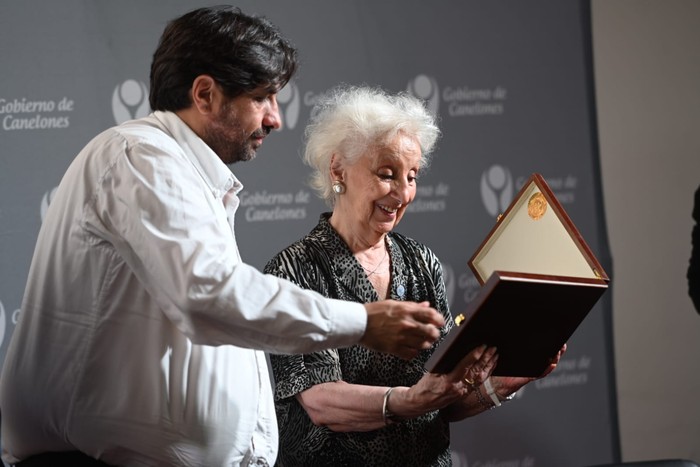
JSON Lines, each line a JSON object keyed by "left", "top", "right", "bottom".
{"left": 264, "top": 85, "right": 561, "bottom": 466}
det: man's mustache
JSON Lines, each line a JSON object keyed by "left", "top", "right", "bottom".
{"left": 252, "top": 127, "right": 272, "bottom": 138}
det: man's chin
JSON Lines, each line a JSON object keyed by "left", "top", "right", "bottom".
{"left": 227, "top": 150, "right": 257, "bottom": 165}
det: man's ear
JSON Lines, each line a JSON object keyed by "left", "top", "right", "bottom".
{"left": 190, "top": 75, "right": 219, "bottom": 115}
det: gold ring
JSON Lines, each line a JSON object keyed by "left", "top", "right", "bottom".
{"left": 463, "top": 376, "right": 475, "bottom": 385}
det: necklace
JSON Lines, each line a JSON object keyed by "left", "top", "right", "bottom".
{"left": 359, "top": 245, "right": 388, "bottom": 277}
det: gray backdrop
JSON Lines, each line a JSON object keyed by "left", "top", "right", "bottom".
{"left": 0, "top": 1, "right": 618, "bottom": 466}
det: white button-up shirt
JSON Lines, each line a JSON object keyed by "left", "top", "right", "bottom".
{"left": 0, "top": 111, "right": 366, "bottom": 466}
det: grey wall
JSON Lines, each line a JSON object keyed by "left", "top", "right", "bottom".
{"left": 592, "top": 0, "right": 700, "bottom": 462}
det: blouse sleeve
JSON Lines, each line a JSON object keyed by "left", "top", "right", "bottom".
{"left": 411, "top": 239, "right": 454, "bottom": 336}
{"left": 265, "top": 245, "right": 344, "bottom": 401}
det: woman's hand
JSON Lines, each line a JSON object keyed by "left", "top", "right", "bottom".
{"left": 296, "top": 344, "right": 567, "bottom": 431}
{"left": 491, "top": 343, "right": 567, "bottom": 399}
{"left": 294, "top": 346, "right": 497, "bottom": 431}
{"left": 387, "top": 345, "right": 498, "bottom": 419}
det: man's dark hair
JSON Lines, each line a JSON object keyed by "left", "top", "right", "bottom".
{"left": 149, "top": 5, "right": 298, "bottom": 111}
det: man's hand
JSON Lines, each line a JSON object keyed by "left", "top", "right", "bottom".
{"left": 360, "top": 300, "right": 444, "bottom": 360}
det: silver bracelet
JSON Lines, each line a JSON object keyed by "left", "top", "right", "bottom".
{"left": 382, "top": 387, "right": 397, "bottom": 425}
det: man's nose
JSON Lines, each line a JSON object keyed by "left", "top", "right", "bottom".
{"left": 264, "top": 95, "right": 282, "bottom": 130}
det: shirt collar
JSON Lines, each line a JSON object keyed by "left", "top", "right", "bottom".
{"left": 151, "top": 110, "right": 243, "bottom": 197}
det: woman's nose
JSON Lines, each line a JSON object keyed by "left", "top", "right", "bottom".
{"left": 393, "top": 179, "right": 413, "bottom": 204}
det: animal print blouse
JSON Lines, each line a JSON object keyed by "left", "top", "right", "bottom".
{"left": 264, "top": 213, "right": 455, "bottom": 467}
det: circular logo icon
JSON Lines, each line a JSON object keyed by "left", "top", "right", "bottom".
{"left": 407, "top": 74, "right": 440, "bottom": 117}
{"left": 277, "top": 81, "right": 300, "bottom": 130}
{"left": 0, "top": 300, "right": 6, "bottom": 349}
{"left": 480, "top": 165, "right": 513, "bottom": 217}
{"left": 112, "top": 79, "right": 150, "bottom": 124}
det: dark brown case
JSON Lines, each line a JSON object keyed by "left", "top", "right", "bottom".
{"left": 425, "top": 174, "right": 609, "bottom": 376}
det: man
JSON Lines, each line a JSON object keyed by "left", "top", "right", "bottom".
{"left": 0, "top": 6, "right": 443, "bottom": 467}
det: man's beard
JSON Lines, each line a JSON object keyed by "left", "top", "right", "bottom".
{"left": 204, "top": 100, "right": 273, "bottom": 165}
{"left": 203, "top": 114, "right": 256, "bottom": 165}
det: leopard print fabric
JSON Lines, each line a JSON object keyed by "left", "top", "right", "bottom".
{"left": 264, "top": 213, "right": 455, "bottom": 467}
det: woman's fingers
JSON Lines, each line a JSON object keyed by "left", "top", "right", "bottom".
{"left": 451, "top": 345, "right": 498, "bottom": 389}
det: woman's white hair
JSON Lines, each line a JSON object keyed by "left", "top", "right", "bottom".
{"left": 303, "top": 84, "right": 441, "bottom": 206}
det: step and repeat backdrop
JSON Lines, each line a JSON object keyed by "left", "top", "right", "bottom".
{"left": 0, "top": 1, "right": 617, "bottom": 465}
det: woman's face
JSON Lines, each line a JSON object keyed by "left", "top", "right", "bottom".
{"left": 336, "top": 132, "right": 422, "bottom": 237}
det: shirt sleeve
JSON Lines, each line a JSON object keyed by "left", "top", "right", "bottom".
{"left": 84, "top": 130, "right": 366, "bottom": 354}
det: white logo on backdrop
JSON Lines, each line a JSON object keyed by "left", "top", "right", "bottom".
{"left": 1, "top": 96, "right": 73, "bottom": 130}
{"left": 240, "top": 189, "right": 310, "bottom": 222}
{"left": 443, "top": 83, "right": 507, "bottom": 117}
{"left": 407, "top": 74, "right": 440, "bottom": 116}
{"left": 112, "top": 79, "right": 150, "bottom": 124}
{"left": 40, "top": 186, "right": 58, "bottom": 222}
{"left": 480, "top": 165, "right": 513, "bottom": 217}
{"left": 0, "top": 300, "right": 6, "bottom": 349}
{"left": 406, "top": 182, "right": 449, "bottom": 214}
{"left": 406, "top": 76, "right": 507, "bottom": 119}
{"left": 277, "top": 81, "right": 300, "bottom": 130}
{"left": 535, "top": 354, "right": 591, "bottom": 388}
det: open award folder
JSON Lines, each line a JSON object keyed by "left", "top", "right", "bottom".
{"left": 425, "top": 173, "right": 609, "bottom": 377}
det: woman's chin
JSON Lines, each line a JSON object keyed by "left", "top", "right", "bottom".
{"left": 374, "top": 220, "right": 398, "bottom": 234}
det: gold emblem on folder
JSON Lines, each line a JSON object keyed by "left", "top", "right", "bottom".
{"left": 455, "top": 314, "right": 465, "bottom": 326}
{"left": 527, "top": 192, "right": 547, "bottom": 220}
